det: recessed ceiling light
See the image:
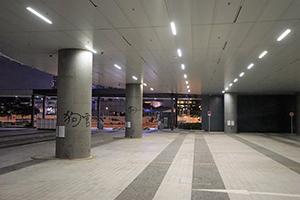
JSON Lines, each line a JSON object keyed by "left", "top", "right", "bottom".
{"left": 247, "top": 63, "right": 254, "bottom": 69}
{"left": 234, "top": 78, "right": 238, "bottom": 82}
{"left": 85, "top": 45, "right": 97, "bottom": 54}
{"left": 229, "top": 83, "right": 233, "bottom": 87}
{"left": 187, "top": 86, "right": 190, "bottom": 88}
{"left": 143, "top": 83, "right": 147, "bottom": 86}
{"left": 170, "top": 22, "right": 177, "bottom": 35}
{"left": 26, "top": 7, "right": 52, "bottom": 24}
{"left": 222, "top": 90, "right": 225, "bottom": 93}
{"left": 188, "top": 90, "right": 190, "bottom": 92}
{"left": 225, "top": 87, "right": 229, "bottom": 91}
{"left": 114, "top": 64, "right": 121, "bottom": 69}
{"left": 181, "top": 64, "right": 185, "bottom": 69}
{"left": 277, "top": 29, "right": 291, "bottom": 41}
{"left": 177, "top": 49, "right": 182, "bottom": 57}
{"left": 239, "top": 72, "right": 245, "bottom": 77}
{"left": 184, "top": 74, "right": 187, "bottom": 78}
{"left": 132, "top": 76, "right": 137, "bottom": 80}
{"left": 259, "top": 51, "right": 267, "bottom": 59}
{"left": 150, "top": 88, "right": 154, "bottom": 91}
{"left": 186, "top": 81, "right": 188, "bottom": 84}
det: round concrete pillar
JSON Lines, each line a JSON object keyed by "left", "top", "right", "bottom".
{"left": 224, "top": 93, "right": 237, "bottom": 133}
{"left": 56, "top": 49, "right": 93, "bottom": 159}
{"left": 125, "top": 83, "right": 143, "bottom": 138}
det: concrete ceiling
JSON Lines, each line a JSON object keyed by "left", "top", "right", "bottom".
{"left": 0, "top": 0, "right": 299, "bottom": 95}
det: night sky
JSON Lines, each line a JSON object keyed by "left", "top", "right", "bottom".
{"left": 0, "top": 55, "right": 52, "bottom": 90}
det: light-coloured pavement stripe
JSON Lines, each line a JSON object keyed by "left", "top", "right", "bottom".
{"left": 115, "top": 133, "right": 187, "bottom": 200}
{"left": 0, "top": 133, "right": 179, "bottom": 200}
{"left": 153, "top": 133, "right": 195, "bottom": 200}
{"left": 205, "top": 134, "right": 300, "bottom": 200}
{"left": 194, "top": 189, "right": 300, "bottom": 198}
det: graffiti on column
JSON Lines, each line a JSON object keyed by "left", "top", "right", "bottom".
{"left": 63, "top": 111, "right": 90, "bottom": 127}
{"left": 127, "top": 106, "right": 137, "bottom": 115}
{"left": 82, "top": 113, "right": 91, "bottom": 127}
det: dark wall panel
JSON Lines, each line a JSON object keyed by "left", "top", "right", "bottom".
{"left": 202, "top": 95, "right": 224, "bottom": 131}
{"left": 237, "top": 95, "right": 295, "bottom": 133}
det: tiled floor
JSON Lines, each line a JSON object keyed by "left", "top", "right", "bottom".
{"left": 0, "top": 129, "right": 300, "bottom": 200}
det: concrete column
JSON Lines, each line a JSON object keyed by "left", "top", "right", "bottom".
{"left": 97, "top": 97, "right": 103, "bottom": 129}
{"left": 31, "top": 95, "right": 35, "bottom": 127}
{"left": 42, "top": 96, "right": 46, "bottom": 119}
{"left": 171, "top": 98, "right": 174, "bottom": 130}
{"left": 296, "top": 93, "right": 300, "bottom": 135}
{"left": 175, "top": 98, "right": 178, "bottom": 127}
{"left": 56, "top": 49, "right": 93, "bottom": 159}
{"left": 125, "top": 83, "right": 143, "bottom": 138}
{"left": 97, "top": 97, "right": 100, "bottom": 128}
{"left": 224, "top": 93, "right": 237, "bottom": 133}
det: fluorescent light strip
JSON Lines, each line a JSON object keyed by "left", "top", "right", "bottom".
{"left": 239, "top": 72, "right": 245, "bottom": 77}
{"left": 234, "top": 78, "right": 238, "bottom": 82}
{"left": 177, "top": 49, "right": 182, "bottom": 57}
{"left": 150, "top": 88, "right": 154, "bottom": 91}
{"left": 184, "top": 74, "right": 187, "bottom": 79}
{"left": 222, "top": 90, "right": 225, "bottom": 93}
{"left": 85, "top": 45, "right": 97, "bottom": 53}
{"left": 186, "top": 81, "right": 188, "bottom": 84}
{"left": 259, "top": 51, "right": 267, "bottom": 59}
{"left": 247, "top": 63, "right": 254, "bottom": 69}
{"left": 187, "top": 86, "right": 190, "bottom": 88}
{"left": 277, "top": 29, "right": 291, "bottom": 41}
{"left": 229, "top": 83, "right": 233, "bottom": 87}
{"left": 181, "top": 64, "right": 185, "bottom": 70}
{"left": 26, "top": 7, "right": 52, "bottom": 24}
{"left": 143, "top": 83, "right": 147, "bottom": 86}
{"left": 114, "top": 64, "right": 121, "bottom": 69}
{"left": 132, "top": 76, "right": 137, "bottom": 80}
{"left": 225, "top": 87, "right": 229, "bottom": 91}
{"left": 170, "top": 22, "right": 177, "bottom": 35}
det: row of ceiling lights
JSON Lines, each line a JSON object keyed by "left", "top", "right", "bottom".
{"left": 171, "top": 22, "right": 190, "bottom": 93}
{"left": 26, "top": 6, "right": 155, "bottom": 91}
{"left": 222, "top": 29, "right": 292, "bottom": 94}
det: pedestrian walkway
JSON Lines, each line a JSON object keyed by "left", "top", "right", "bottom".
{"left": 0, "top": 129, "right": 300, "bottom": 200}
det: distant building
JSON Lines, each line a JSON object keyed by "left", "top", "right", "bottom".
{"left": 52, "top": 76, "right": 57, "bottom": 89}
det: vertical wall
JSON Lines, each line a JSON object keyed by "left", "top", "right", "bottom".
{"left": 296, "top": 93, "right": 300, "bottom": 135}
{"left": 202, "top": 95, "right": 224, "bottom": 131}
{"left": 224, "top": 93, "right": 237, "bottom": 133}
{"left": 237, "top": 95, "right": 296, "bottom": 133}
